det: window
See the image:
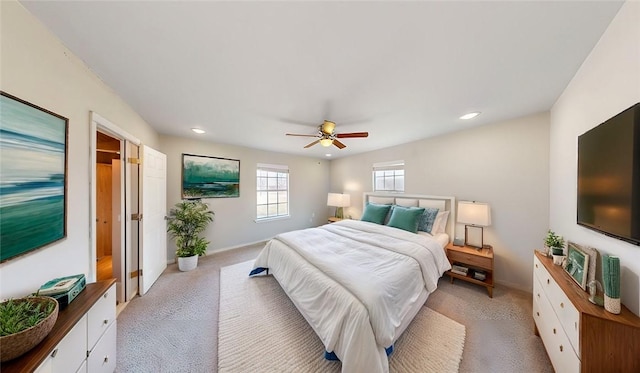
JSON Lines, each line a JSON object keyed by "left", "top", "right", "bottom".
{"left": 372, "top": 160, "right": 404, "bottom": 192}
{"left": 256, "top": 164, "right": 289, "bottom": 220}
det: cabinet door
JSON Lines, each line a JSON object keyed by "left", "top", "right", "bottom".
{"left": 87, "top": 321, "right": 117, "bottom": 373}
{"left": 88, "top": 284, "right": 116, "bottom": 350}
{"left": 50, "top": 315, "right": 87, "bottom": 373}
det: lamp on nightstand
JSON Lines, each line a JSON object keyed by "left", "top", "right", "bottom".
{"left": 327, "top": 193, "right": 350, "bottom": 219}
{"left": 457, "top": 201, "right": 491, "bottom": 249}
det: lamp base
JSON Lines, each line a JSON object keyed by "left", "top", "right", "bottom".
{"left": 335, "top": 207, "right": 344, "bottom": 219}
{"left": 464, "top": 225, "right": 484, "bottom": 249}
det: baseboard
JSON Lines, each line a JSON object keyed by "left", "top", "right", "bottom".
{"left": 166, "top": 239, "right": 269, "bottom": 264}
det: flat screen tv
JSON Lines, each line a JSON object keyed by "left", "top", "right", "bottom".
{"left": 577, "top": 102, "right": 640, "bottom": 246}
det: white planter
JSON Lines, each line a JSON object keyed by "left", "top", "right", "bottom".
{"left": 552, "top": 254, "right": 566, "bottom": 266}
{"left": 177, "top": 255, "right": 198, "bottom": 272}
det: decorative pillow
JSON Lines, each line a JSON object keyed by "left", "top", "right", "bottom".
{"left": 361, "top": 203, "right": 392, "bottom": 225}
{"left": 387, "top": 206, "right": 425, "bottom": 233}
{"left": 417, "top": 207, "right": 439, "bottom": 233}
{"left": 430, "top": 210, "right": 450, "bottom": 234}
{"left": 383, "top": 205, "right": 395, "bottom": 225}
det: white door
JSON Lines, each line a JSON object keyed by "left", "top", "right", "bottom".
{"left": 140, "top": 145, "right": 167, "bottom": 295}
{"left": 125, "top": 142, "right": 140, "bottom": 301}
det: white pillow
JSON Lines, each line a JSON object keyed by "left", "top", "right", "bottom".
{"left": 431, "top": 210, "right": 450, "bottom": 234}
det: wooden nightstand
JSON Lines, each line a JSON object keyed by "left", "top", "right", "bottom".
{"left": 445, "top": 243, "right": 494, "bottom": 298}
{"left": 327, "top": 217, "right": 343, "bottom": 223}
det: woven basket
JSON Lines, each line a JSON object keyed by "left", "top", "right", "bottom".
{"left": 0, "top": 296, "right": 59, "bottom": 362}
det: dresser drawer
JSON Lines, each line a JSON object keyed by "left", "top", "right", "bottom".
{"left": 534, "top": 257, "right": 580, "bottom": 355}
{"left": 87, "top": 321, "right": 117, "bottom": 373}
{"left": 448, "top": 250, "right": 491, "bottom": 269}
{"left": 87, "top": 284, "right": 116, "bottom": 350}
{"left": 34, "top": 315, "right": 87, "bottom": 373}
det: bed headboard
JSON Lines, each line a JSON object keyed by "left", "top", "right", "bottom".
{"left": 363, "top": 192, "right": 456, "bottom": 242}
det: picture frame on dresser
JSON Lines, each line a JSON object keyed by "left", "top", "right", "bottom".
{"left": 563, "top": 242, "right": 589, "bottom": 290}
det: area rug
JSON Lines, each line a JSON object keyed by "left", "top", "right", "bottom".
{"left": 218, "top": 261, "right": 466, "bottom": 372}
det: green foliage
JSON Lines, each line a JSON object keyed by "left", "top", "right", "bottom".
{"left": 0, "top": 298, "right": 55, "bottom": 336}
{"left": 167, "top": 200, "right": 215, "bottom": 257}
{"left": 544, "top": 230, "right": 565, "bottom": 249}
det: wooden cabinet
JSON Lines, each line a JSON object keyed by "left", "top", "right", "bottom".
{"left": 445, "top": 243, "right": 494, "bottom": 297}
{"left": 2, "top": 280, "right": 116, "bottom": 373}
{"left": 533, "top": 251, "right": 640, "bottom": 373}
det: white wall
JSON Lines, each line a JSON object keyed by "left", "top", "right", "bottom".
{"left": 550, "top": 1, "right": 640, "bottom": 316}
{"left": 331, "top": 112, "right": 550, "bottom": 291}
{"left": 0, "top": 1, "right": 159, "bottom": 299}
{"left": 159, "top": 135, "right": 330, "bottom": 260}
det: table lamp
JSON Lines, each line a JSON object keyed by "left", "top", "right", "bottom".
{"left": 327, "top": 193, "right": 350, "bottom": 219}
{"left": 457, "top": 201, "right": 491, "bottom": 249}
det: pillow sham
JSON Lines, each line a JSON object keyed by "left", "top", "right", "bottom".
{"left": 417, "top": 207, "right": 439, "bottom": 233}
{"left": 430, "top": 210, "right": 450, "bottom": 234}
{"left": 387, "top": 206, "right": 425, "bottom": 233}
{"left": 361, "top": 203, "right": 392, "bottom": 225}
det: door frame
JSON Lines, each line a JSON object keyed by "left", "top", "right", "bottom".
{"left": 90, "top": 112, "right": 140, "bottom": 301}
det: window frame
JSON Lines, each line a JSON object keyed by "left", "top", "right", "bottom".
{"left": 372, "top": 160, "right": 405, "bottom": 192}
{"left": 256, "top": 163, "right": 290, "bottom": 221}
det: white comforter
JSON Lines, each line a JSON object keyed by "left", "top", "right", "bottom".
{"left": 251, "top": 219, "right": 451, "bottom": 373}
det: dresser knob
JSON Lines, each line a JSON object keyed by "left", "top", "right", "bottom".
{"left": 104, "top": 355, "right": 109, "bottom": 364}
{"left": 559, "top": 345, "right": 563, "bottom": 352}
{"left": 104, "top": 293, "right": 108, "bottom": 299}
{"left": 536, "top": 312, "right": 540, "bottom": 316}
{"left": 553, "top": 328, "right": 556, "bottom": 334}
{"left": 537, "top": 293, "right": 540, "bottom": 298}
{"left": 51, "top": 348, "right": 59, "bottom": 358}
{"left": 535, "top": 263, "right": 538, "bottom": 268}
{"left": 560, "top": 302, "right": 564, "bottom": 308}
{"left": 546, "top": 279, "right": 550, "bottom": 285}
{"left": 103, "top": 319, "right": 109, "bottom": 325}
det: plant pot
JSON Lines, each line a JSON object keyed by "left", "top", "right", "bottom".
{"left": 178, "top": 255, "right": 198, "bottom": 272}
{"left": 551, "top": 247, "right": 564, "bottom": 256}
{"left": 0, "top": 297, "right": 59, "bottom": 362}
{"left": 552, "top": 254, "right": 566, "bottom": 266}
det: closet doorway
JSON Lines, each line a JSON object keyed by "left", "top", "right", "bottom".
{"left": 96, "top": 132, "right": 120, "bottom": 282}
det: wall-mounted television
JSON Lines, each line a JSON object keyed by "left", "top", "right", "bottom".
{"left": 577, "top": 102, "right": 640, "bottom": 246}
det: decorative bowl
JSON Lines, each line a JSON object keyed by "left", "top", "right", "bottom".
{"left": 0, "top": 296, "right": 59, "bottom": 362}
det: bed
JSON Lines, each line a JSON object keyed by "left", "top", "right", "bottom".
{"left": 249, "top": 193, "right": 455, "bottom": 373}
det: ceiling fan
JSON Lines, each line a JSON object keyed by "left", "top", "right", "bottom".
{"left": 286, "top": 120, "right": 369, "bottom": 149}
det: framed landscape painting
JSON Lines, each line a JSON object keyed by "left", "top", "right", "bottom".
{"left": 0, "top": 92, "right": 68, "bottom": 263}
{"left": 182, "top": 154, "right": 240, "bottom": 198}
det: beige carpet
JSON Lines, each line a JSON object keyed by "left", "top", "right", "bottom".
{"left": 218, "top": 261, "right": 466, "bottom": 372}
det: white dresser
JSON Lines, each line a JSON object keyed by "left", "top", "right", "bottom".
{"left": 1, "top": 279, "right": 117, "bottom": 373}
{"left": 533, "top": 252, "right": 640, "bottom": 373}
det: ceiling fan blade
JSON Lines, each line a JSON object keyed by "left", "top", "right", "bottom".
{"left": 336, "top": 132, "right": 369, "bottom": 138}
{"left": 333, "top": 139, "right": 346, "bottom": 149}
{"left": 286, "top": 133, "right": 319, "bottom": 137}
{"left": 304, "top": 140, "right": 320, "bottom": 148}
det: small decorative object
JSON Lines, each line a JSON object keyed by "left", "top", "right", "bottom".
{"left": 0, "top": 296, "right": 59, "bottom": 362}
{"left": 0, "top": 92, "right": 69, "bottom": 263}
{"left": 182, "top": 154, "right": 240, "bottom": 198}
{"left": 563, "top": 242, "right": 589, "bottom": 290}
{"left": 552, "top": 254, "right": 566, "bottom": 266}
{"left": 166, "top": 199, "right": 215, "bottom": 271}
{"left": 544, "top": 230, "right": 565, "bottom": 257}
{"left": 587, "top": 280, "right": 604, "bottom": 306}
{"left": 602, "top": 254, "right": 621, "bottom": 314}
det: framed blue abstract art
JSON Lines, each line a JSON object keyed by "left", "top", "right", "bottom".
{"left": 0, "top": 92, "right": 68, "bottom": 262}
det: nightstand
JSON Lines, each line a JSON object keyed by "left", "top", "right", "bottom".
{"left": 327, "top": 217, "right": 342, "bottom": 223}
{"left": 445, "top": 243, "right": 494, "bottom": 298}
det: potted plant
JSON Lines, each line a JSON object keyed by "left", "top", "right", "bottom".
{"left": 166, "top": 199, "right": 215, "bottom": 271}
{"left": 544, "top": 230, "right": 565, "bottom": 264}
{"left": 0, "top": 296, "right": 58, "bottom": 362}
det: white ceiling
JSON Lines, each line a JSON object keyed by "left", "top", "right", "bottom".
{"left": 21, "top": 1, "right": 623, "bottom": 159}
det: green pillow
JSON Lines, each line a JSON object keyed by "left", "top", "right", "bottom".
{"left": 387, "top": 206, "right": 425, "bottom": 233}
{"left": 361, "top": 203, "right": 392, "bottom": 225}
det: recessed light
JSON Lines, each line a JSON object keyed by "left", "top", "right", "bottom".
{"left": 191, "top": 128, "right": 205, "bottom": 134}
{"left": 460, "top": 112, "right": 480, "bottom": 120}
{"left": 325, "top": 154, "right": 332, "bottom": 157}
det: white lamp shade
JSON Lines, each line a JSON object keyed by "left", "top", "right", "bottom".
{"left": 327, "top": 193, "right": 351, "bottom": 207}
{"left": 457, "top": 201, "right": 491, "bottom": 226}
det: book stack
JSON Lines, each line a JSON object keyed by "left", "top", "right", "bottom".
{"left": 38, "top": 274, "right": 86, "bottom": 308}
{"left": 473, "top": 271, "right": 487, "bottom": 281}
{"left": 451, "top": 264, "right": 469, "bottom": 276}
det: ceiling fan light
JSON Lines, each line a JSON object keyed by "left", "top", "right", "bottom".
{"left": 322, "top": 120, "right": 336, "bottom": 134}
{"left": 191, "top": 128, "right": 206, "bottom": 134}
{"left": 319, "top": 138, "right": 333, "bottom": 147}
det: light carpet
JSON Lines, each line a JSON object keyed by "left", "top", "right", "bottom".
{"left": 218, "top": 261, "right": 466, "bottom": 372}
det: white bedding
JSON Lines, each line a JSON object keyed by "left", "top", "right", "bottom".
{"left": 251, "top": 219, "right": 451, "bottom": 373}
